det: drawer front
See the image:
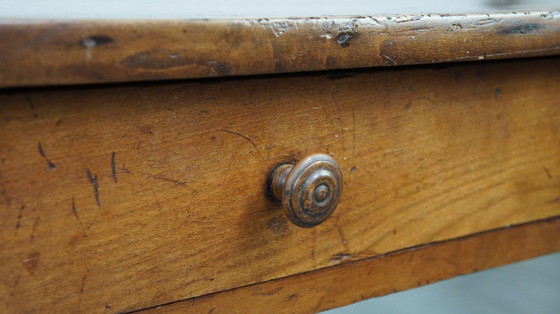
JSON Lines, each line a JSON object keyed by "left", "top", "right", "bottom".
{"left": 1, "top": 57, "right": 560, "bottom": 312}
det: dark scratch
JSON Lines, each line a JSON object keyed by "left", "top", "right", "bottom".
{"left": 37, "top": 143, "right": 56, "bottom": 170}
{"left": 30, "top": 216, "right": 40, "bottom": 243}
{"left": 147, "top": 174, "right": 187, "bottom": 186}
{"left": 132, "top": 282, "right": 141, "bottom": 299}
{"left": 497, "top": 23, "right": 543, "bottom": 35}
{"left": 111, "top": 152, "right": 117, "bottom": 183}
{"left": 25, "top": 93, "right": 34, "bottom": 109}
{"left": 334, "top": 32, "right": 356, "bottom": 48}
{"left": 25, "top": 93, "right": 38, "bottom": 118}
{"left": 352, "top": 108, "right": 356, "bottom": 158}
{"left": 80, "top": 275, "right": 87, "bottom": 293}
{"left": 495, "top": 88, "right": 501, "bottom": 97}
{"left": 15, "top": 205, "right": 25, "bottom": 235}
{"left": 71, "top": 198, "right": 81, "bottom": 223}
{"left": 221, "top": 129, "right": 261, "bottom": 156}
{"left": 543, "top": 166, "right": 553, "bottom": 179}
{"left": 81, "top": 35, "right": 114, "bottom": 47}
{"left": 251, "top": 287, "right": 284, "bottom": 296}
{"left": 441, "top": 256, "right": 459, "bottom": 267}
{"left": 86, "top": 169, "right": 100, "bottom": 207}
{"left": 549, "top": 197, "right": 560, "bottom": 203}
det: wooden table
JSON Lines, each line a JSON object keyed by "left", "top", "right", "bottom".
{"left": 1, "top": 1, "right": 559, "bottom": 313}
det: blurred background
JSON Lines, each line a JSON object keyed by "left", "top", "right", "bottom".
{"left": 325, "top": 252, "right": 560, "bottom": 314}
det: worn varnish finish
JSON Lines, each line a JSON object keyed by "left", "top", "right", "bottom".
{"left": 1, "top": 11, "right": 560, "bottom": 87}
{"left": 143, "top": 216, "right": 560, "bottom": 313}
{"left": 1, "top": 57, "right": 560, "bottom": 312}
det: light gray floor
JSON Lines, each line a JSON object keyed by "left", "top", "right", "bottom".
{"left": 0, "top": 0, "right": 559, "bottom": 19}
{"left": 325, "top": 252, "right": 560, "bottom": 314}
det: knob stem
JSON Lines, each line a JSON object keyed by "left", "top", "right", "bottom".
{"left": 271, "top": 164, "right": 293, "bottom": 200}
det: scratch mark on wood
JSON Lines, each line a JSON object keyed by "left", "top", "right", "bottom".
{"left": 120, "top": 160, "right": 130, "bottom": 173}
{"left": 111, "top": 152, "right": 117, "bottom": 183}
{"left": 145, "top": 173, "right": 187, "bottom": 186}
{"left": 337, "top": 226, "right": 350, "bottom": 250}
{"left": 330, "top": 253, "right": 352, "bottom": 263}
{"left": 382, "top": 53, "right": 398, "bottom": 65}
{"left": 23, "top": 251, "right": 40, "bottom": 275}
{"left": 71, "top": 198, "right": 81, "bottom": 223}
{"left": 380, "top": 147, "right": 405, "bottom": 154}
{"left": 352, "top": 108, "right": 356, "bottom": 158}
{"left": 81, "top": 35, "right": 114, "bottom": 47}
{"left": 30, "top": 216, "right": 40, "bottom": 243}
{"left": 251, "top": 287, "right": 284, "bottom": 296}
{"left": 132, "top": 282, "right": 141, "bottom": 299}
{"left": 221, "top": 129, "right": 261, "bottom": 156}
{"left": 25, "top": 93, "right": 34, "bottom": 109}
{"left": 495, "top": 88, "right": 502, "bottom": 97}
{"left": 497, "top": 23, "right": 543, "bottom": 35}
{"left": 86, "top": 169, "right": 100, "bottom": 207}
{"left": 25, "top": 93, "right": 39, "bottom": 118}
{"left": 549, "top": 197, "right": 560, "bottom": 203}
{"left": 37, "top": 143, "right": 56, "bottom": 170}
{"left": 334, "top": 32, "right": 356, "bottom": 48}
{"left": 268, "top": 217, "right": 288, "bottom": 236}
{"left": 15, "top": 205, "right": 25, "bottom": 234}
{"left": 441, "top": 256, "right": 459, "bottom": 268}
{"left": 80, "top": 275, "right": 88, "bottom": 293}
{"left": 543, "top": 166, "right": 553, "bottom": 179}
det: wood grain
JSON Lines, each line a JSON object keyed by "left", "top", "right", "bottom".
{"left": 1, "top": 10, "right": 560, "bottom": 88}
{"left": 0, "top": 57, "right": 559, "bottom": 312}
{"left": 142, "top": 216, "right": 560, "bottom": 313}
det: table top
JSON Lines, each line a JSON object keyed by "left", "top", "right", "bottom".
{"left": 1, "top": 1, "right": 559, "bottom": 88}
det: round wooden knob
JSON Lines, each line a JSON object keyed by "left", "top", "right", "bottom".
{"left": 271, "top": 154, "right": 343, "bottom": 228}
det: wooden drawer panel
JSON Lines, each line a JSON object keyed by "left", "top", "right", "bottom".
{"left": 1, "top": 57, "right": 559, "bottom": 312}
{"left": 145, "top": 217, "right": 560, "bottom": 313}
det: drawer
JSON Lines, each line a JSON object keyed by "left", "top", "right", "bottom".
{"left": 1, "top": 56, "right": 559, "bottom": 312}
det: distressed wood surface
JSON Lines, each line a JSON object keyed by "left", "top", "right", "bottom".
{"left": 142, "top": 216, "right": 560, "bottom": 313}
{"left": 1, "top": 10, "right": 560, "bottom": 88}
{"left": 0, "top": 57, "right": 559, "bottom": 312}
